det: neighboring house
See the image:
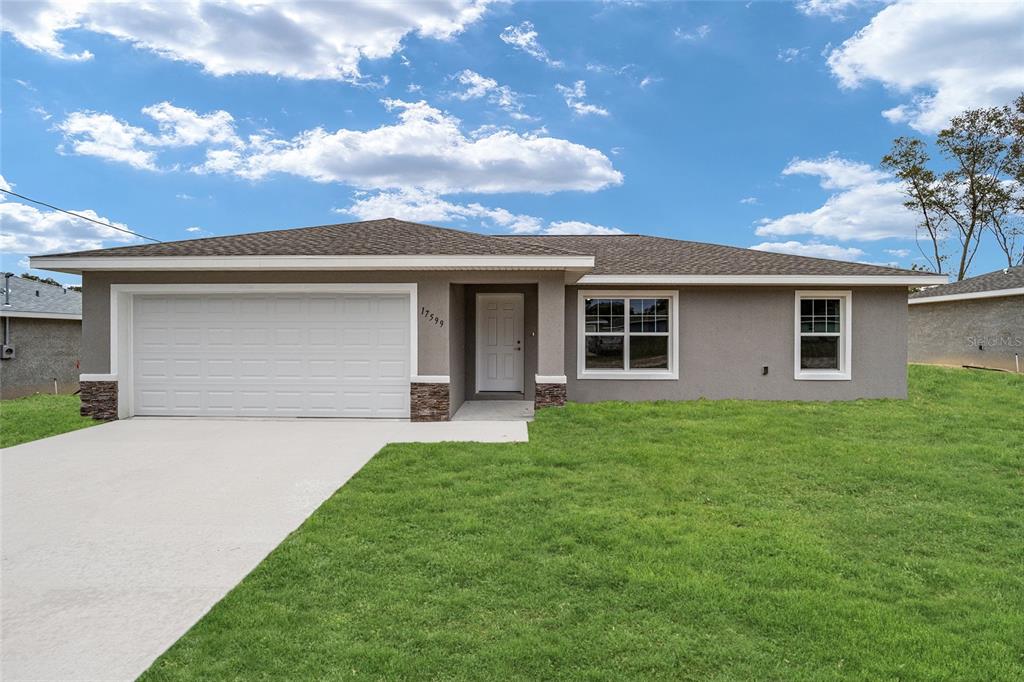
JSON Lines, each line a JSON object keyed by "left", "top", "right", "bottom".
{"left": 0, "top": 274, "right": 83, "bottom": 399}
{"left": 30, "top": 219, "right": 945, "bottom": 421}
{"left": 908, "top": 265, "right": 1024, "bottom": 373}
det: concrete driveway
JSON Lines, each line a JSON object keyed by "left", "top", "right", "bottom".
{"left": 1, "top": 418, "right": 527, "bottom": 681}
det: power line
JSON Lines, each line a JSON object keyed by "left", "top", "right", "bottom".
{"left": 0, "top": 188, "right": 161, "bottom": 243}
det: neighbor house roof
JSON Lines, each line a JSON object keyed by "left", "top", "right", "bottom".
{"left": 909, "top": 265, "right": 1024, "bottom": 304}
{"left": 30, "top": 218, "right": 946, "bottom": 284}
{"left": 1, "top": 275, "right": 82, "bottom": 319}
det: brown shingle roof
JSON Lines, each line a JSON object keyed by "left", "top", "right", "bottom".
{"left": 909, "top": 265, "right": 1022, "bottom": 298}
{"left": 41, "top": 218, "right": 940, "bottom": 278}
{"left": 521, "top": 234, "right": 932, "bottom": 277}
{"left": 50, "top": 219, "right": 585, "bottom": 258}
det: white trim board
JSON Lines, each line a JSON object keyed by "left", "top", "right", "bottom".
{"left": 577, "top": 274, "right": 948, "bottom": 286}
{"left": 412, "top": 375, "right": 450, "bottom": 384}
{"left": 908, "top": 287, "right": 1024, "bottom": 305}
{"left": 0, "top": 311, "right": 81, "bottom": 320}
{"left": 535, "top": 375, "right": 567, "bottom": 384}
{"left": 31, "top": 254, "right": 595, "bottom": 274}
{"left": 107, "top": 283, "right": 418, "bottom": 419}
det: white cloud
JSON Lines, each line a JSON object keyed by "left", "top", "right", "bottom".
{"left": 0, "top": 1, "right": 491, "bottom": 81}
{"left": 674, "top": 24, "right": 711, "bottom": 41}
{"left": 340, "top": 188, "right": 623, "bottom": 235}
{"left": 56, "top": 111, "right": 161, "bottom": 170}
{"left": 141, "top": 102, "right": 241, "bottom": 147}
{"left": 499, "top": 21, "right": 563, "bottom": 67}
{"left": 545, "top": 221, "right": 624, "bottom": 235}
{"left": 827, "top": 1, "right": 1024, "bottom": 132}
{"left": 342, "top": 188, "right": 541, "bottom": 233}
{"left": 556, "top": 81, "right": 609, "bottom": 117}
{"left": 57, "top": 102, "right": 241, "bottom": 170}
{"left": 755, "top": 155, "right": 917, "bottom": 241}
{"left": 451, "top": 69, "right": 531, "bottom": 119}
{"left": 639, "top": 76, "right": 661, "bottom": 89}
{"left": 777, "top": 47, "right": 806, "bottom": 63}
{"left": 452, "top": 70, "right": 498, "bottom": 100}
{"left": 197, "top": 99, "right": 621, "bottom": 193}
{"left": 884, "top": 248, "right": 911, "bottom": 258}
{"left": 739, "top": 196, "right": 759, "bottom": 205}
{"left": 796, "top": 0, "right": 875, "bottom": 20}
{"left": 0, "top": 174, "right": 139, "bottom": 259}
{"left": 751, "top": 241, "right": 867, "bottom": 261}
{"left": 30, "top": 105, "right": 52, "bottom": 120}
{"left": 56, "top": 98, "right": 621, "bottom": 194}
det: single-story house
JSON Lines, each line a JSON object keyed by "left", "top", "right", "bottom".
{"left": 1, "top": 274, "right": 83, "bottom": 399}
{"left": 909, "top": 265, "right": 1023, "bottom": 372}
{"left": 30, "top": 219, "right": 946, "bottom": 421}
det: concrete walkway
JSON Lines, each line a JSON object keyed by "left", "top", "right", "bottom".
{"left": 452, "top": 400, "right": 535, "bottom": 421}
{"left": 1, "top": 418, "right": 527, "bottom": 681}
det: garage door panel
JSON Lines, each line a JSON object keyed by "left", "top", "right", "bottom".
{"left": 132, "top": 293, "right": 411, "bottom": 418}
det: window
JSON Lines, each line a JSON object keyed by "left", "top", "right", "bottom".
{"left": 794, "top": 291, "right": 851, "bottom": 380}
{"left": 579, "top": 292, "right": 677, "bottom": 379}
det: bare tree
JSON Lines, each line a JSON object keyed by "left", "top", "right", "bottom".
{"left": 986, "top": 94, "right": 1024, "bottom": 267}
{"left": 881, "top": 138, "right": 948, "bottom": 274}
{"left": 883, "top": 93, "right": 1024, "bottom": 280}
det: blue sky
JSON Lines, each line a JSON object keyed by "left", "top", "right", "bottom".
{"left": 2, "top": 0, "right": 1022, "bottom": 284}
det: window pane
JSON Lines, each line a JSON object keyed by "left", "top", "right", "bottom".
{"left": 801, "top": 299, "right": 812, "bottom": 315}
{"left": 629, "top": 335, "right": 669, "bottom": 369}
{"left": 654, "top": 319, "right": 668, "bottom": 333}
{"left": 586, "top": 298, "right": 624, "bottom": 333}
{"left": 585, "top": 336, "right": 624, "bottom": 369}
{"left": 800, "top": 336, "right": 839, "bottom": 370}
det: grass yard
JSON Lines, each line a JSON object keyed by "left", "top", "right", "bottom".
{"left": 143, "top": 366, "right": 1023, "bottom": 681}
{"left": 0, "top": 393, "right": 97, "bottom": 448}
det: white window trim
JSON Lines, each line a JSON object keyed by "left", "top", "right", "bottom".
{"left": 577, "top": 290, "right": 679, "bottom": 380}
{"left": 794, "top": 290, "right": 852, "bottom": 381}
{"left": 107, "top": 282, "right": 418, "bottom": 419}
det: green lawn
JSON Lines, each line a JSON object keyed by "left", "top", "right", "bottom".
{"left": 0, "top": 393, "right": 98, "bottom": 448}
{"left": 143, "top": 366, "right": 1023, "bottom": 681}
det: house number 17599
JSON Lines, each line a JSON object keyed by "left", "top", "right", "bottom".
{"left": 421, "top": 306, "right": 445, "bottom": 327}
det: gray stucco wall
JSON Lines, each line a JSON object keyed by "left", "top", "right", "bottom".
{"left": 448, "top": 284, "right": 466, "bottom": 417}
{"left": 566, "top": 286, "right": 910, "bottom": 401}
{"left": 0, "top": 317, "right": 81, "bottom": 399}
{"left": 908, "top": 295, "right": 1023, "bottom": 372}
{"left": 80, "top": 270, "right": 566, "bottom": 388}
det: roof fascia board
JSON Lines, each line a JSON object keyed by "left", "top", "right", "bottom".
{"left": 576, "top": 274, "right": 949, "bottom": 286}
{"left": 908, "top": 287, "right": 1024, "bottom": 305}
{"left": 29, "top": 254, "right": 596, "bottom": 274}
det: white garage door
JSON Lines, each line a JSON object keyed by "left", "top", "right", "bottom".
{"left": 132, "top": 293, "right": 411, "bottom": 418}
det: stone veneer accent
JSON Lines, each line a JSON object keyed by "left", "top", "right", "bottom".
{"left": 80, "top": 380, "right": 118, "bottom": 420}
{"left": 410, "top": 382, "right": 450, "bottom": 422}
{"left": 535, "top": 382, "right": 567, "bottom": 409}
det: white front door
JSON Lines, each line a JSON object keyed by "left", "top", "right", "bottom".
{"left": 476, "top": 293, "right": 524, "bottom": 392}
